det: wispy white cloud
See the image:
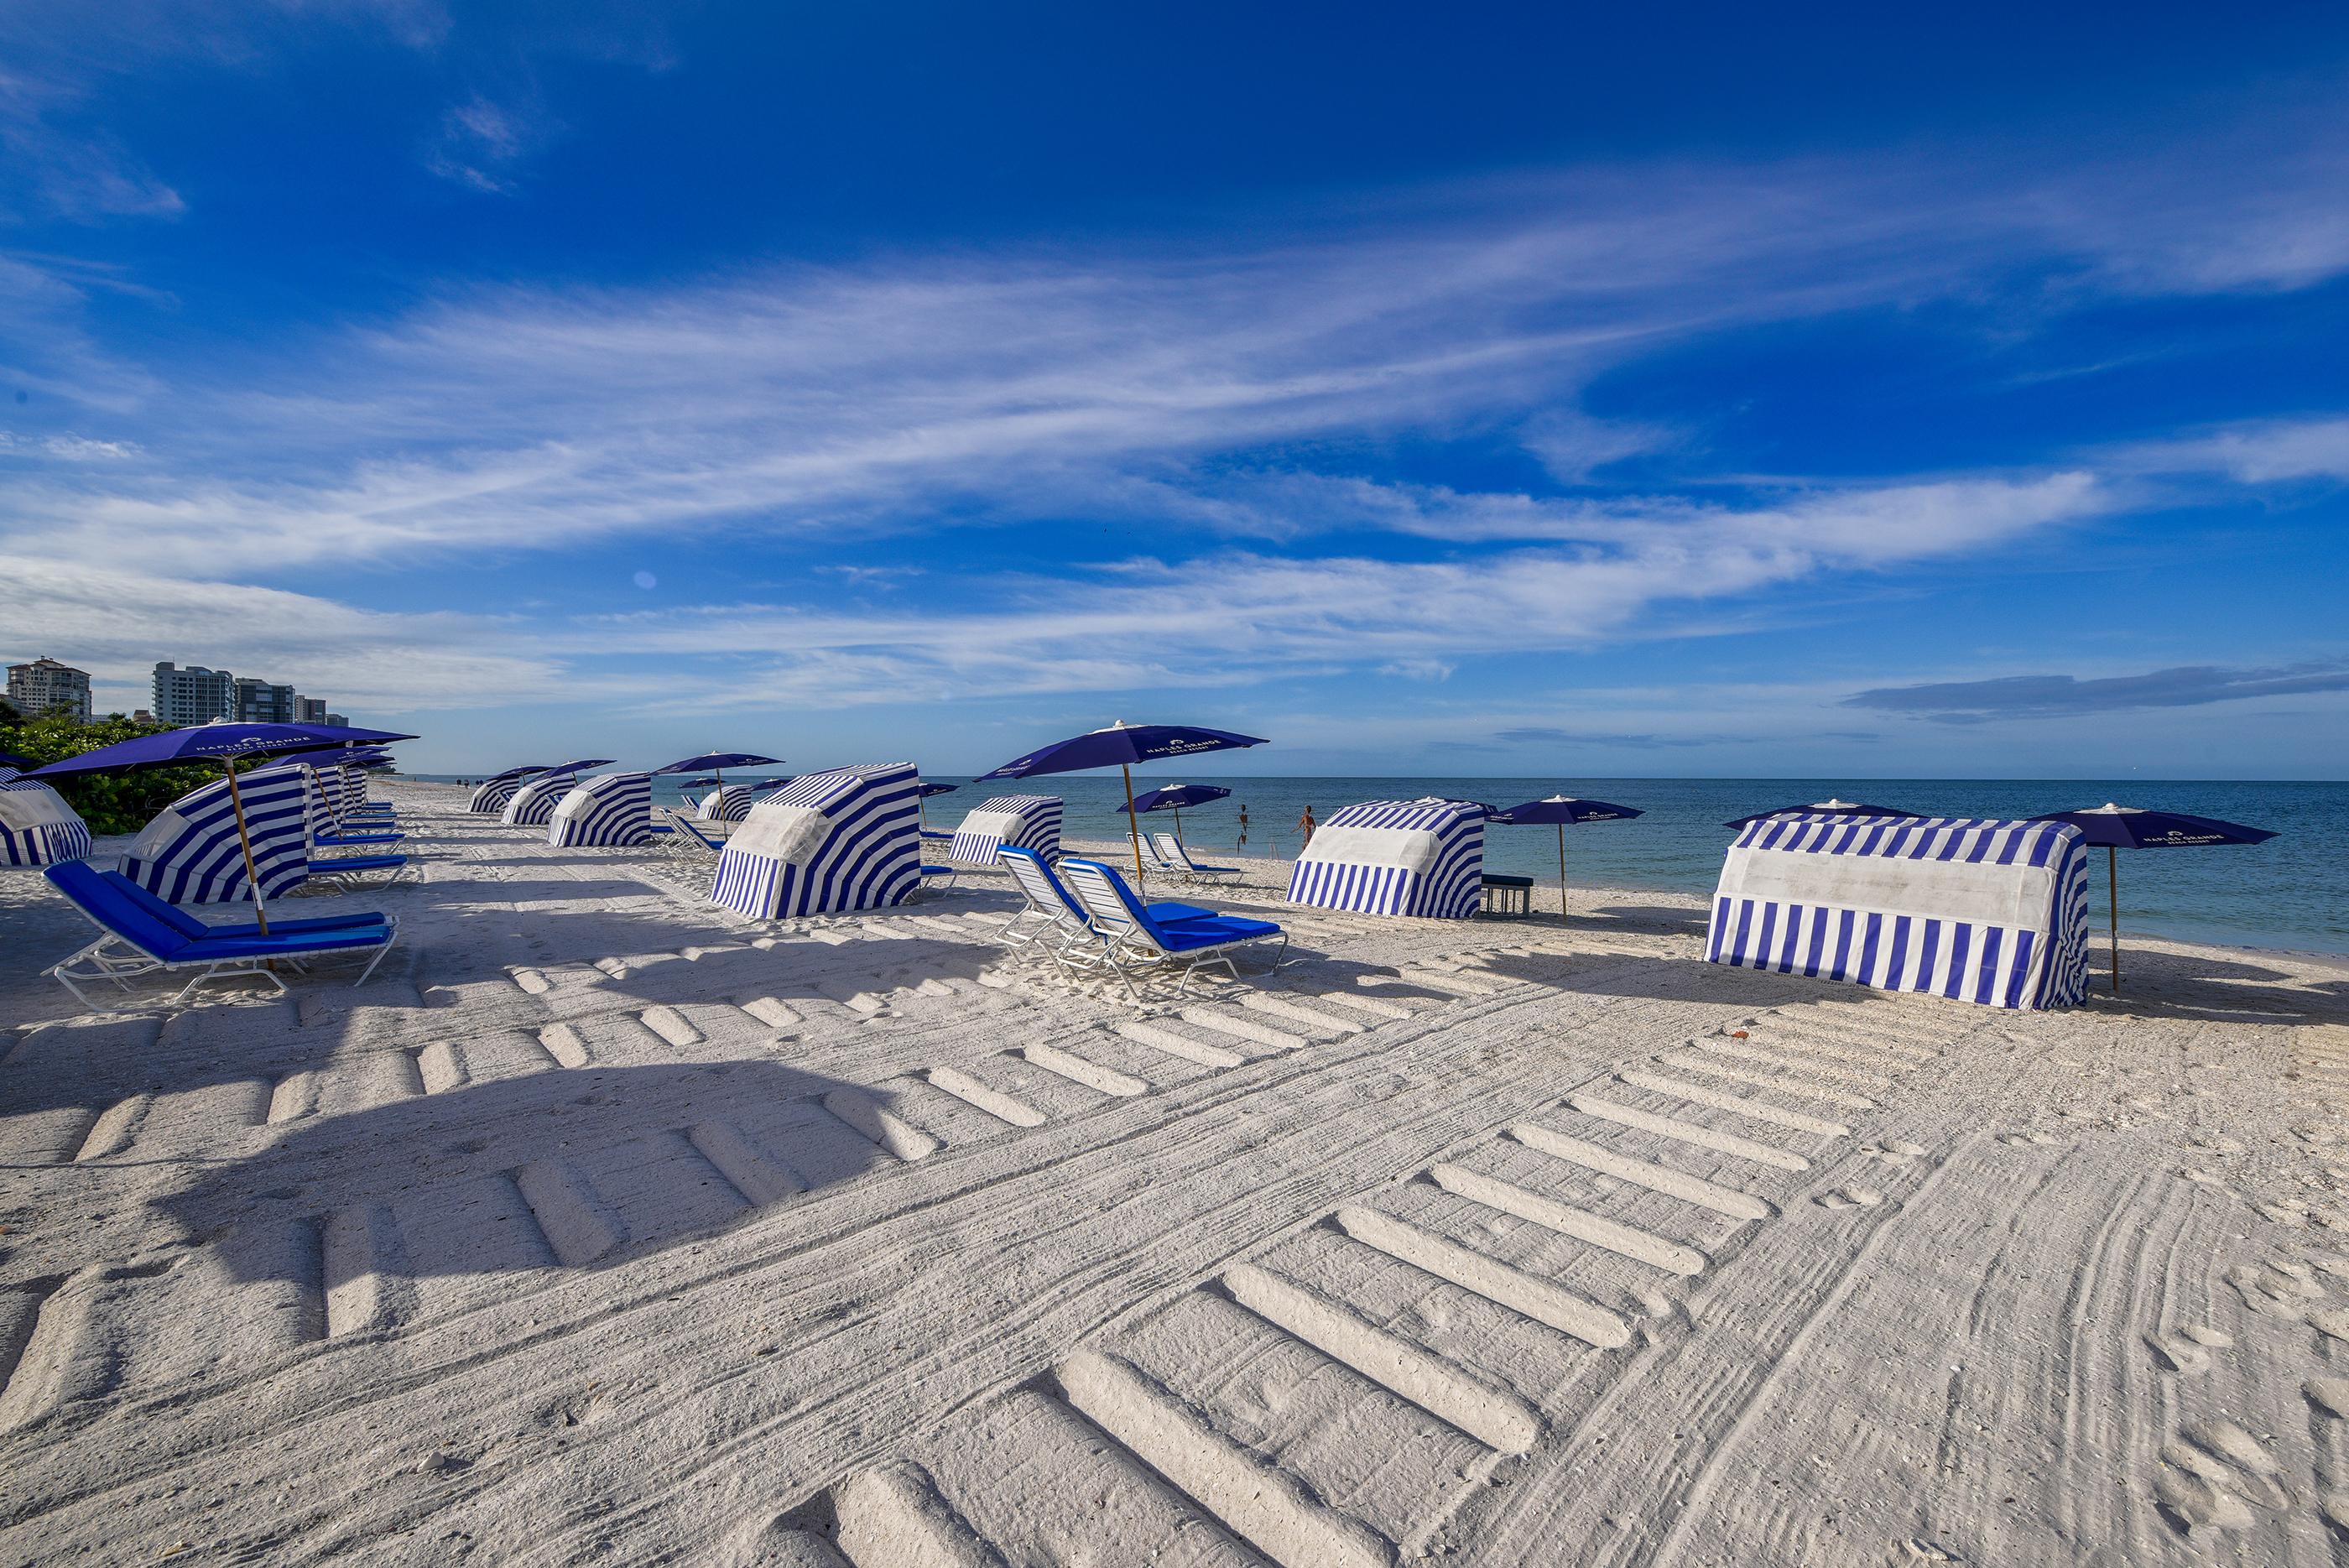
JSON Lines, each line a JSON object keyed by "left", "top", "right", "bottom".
{"left": 0, "top": 559, "right": 587, "bottom": 712}
{"left": 2112, "top": 414, "right": 2349, "bottom": 484}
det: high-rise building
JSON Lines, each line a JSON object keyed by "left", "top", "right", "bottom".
{"left": 7, "top": 658, "right": 92, "bottom": 721}
{"left": 152, "top": 663, "right": 237, "bottom": 726}
{"left": 233, "top": 678, "right": 297, "bottom": 724}
{"left": 325, "top": 712, "right": 349, "bottom": 728}
{"left": 295, "top": 695, "right": 326, "bottom": 724}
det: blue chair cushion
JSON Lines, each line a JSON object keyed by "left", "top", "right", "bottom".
{"left": 1146, "top": 901, "right": 1216, "bottom": 924}
{"left": 180, "top": 924, "right": 393, "bottom": 961}
{"left": 1151, "top": 915, "right": 1282, "bottom": 952}
{"left": 318, "top": 831, "right": 404, "bottom": 846}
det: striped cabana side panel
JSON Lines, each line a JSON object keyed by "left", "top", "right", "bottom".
{"left": 710, "top": 763, "right": 921, "bottom": 920}
{"left": 262, "top": 762, "right": 348, "bottom": 843}
{"left": 314, "top": 763, "right": 349, "bottom": 823}
{"left": 548, "top": 773, "right": 655, "bottom": 847}
{"left": 341, "top": 763, "right": 372, "bottom": 807}
{"left": 1703, "top": 813, "right": 2092, "bottom": 1011}
{"left": 0, "top": 769, "right": 92, "bottom": 868}
{"left": 1285, "top": 798, "right": 1486, "bottom": 919}
{"left": 946, "top": 794, "right": 1063, "bottom": 867}
{"left": 697, "top": 784, "right": 767, "bottom": 822}
{"left": 502, "top": 774, "right": 577, "bottom": 827}
{"left": 118, "top": 767, "right": 313, "bottom": 906}
{"left": 470, "top": 776, "right": 530, "bottom": 814}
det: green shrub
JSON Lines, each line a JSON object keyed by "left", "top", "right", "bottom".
{"left": 0, "top": 707, "right": 232, "bottom": 836}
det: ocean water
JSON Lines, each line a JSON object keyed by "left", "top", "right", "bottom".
{"left": 419, "top": 774, "right": 2349, "bottom": 956}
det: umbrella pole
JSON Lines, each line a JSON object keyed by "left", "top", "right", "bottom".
{"left": 1122, "top": 764, "right": 1146, "bottom": 886}
{"left": 224, "top": 762, "right": 272, "bottom": 936}
{"left": 1558, "top": 822, "right": 1569, "bottom": 928}
{"left": 2108, "top": 846, "right": 2120, "bottom": 996}
{"left": 1172, "top": 805, "right": 1181, "bottom": 845}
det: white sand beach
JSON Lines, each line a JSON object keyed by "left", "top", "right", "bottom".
{"left": 5, "top": 780, "right": 2349, "bottom": 1565}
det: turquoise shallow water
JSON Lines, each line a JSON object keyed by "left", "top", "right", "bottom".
{"left": 420, "top": 774, "right": 2349, "bottom": 956}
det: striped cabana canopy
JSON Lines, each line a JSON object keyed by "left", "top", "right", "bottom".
{"left": 947, "top": 794, "right": 1063, "bottom": 867}
{"left": 118, "top": 766, "right": 313, "bottom": 906}
{"left": 697, "top": 784, "right": 768, "bottom": 822}
{"left": 709, "top": 760, "right": 920, "bottom": 919}
{"left": 548, "top": 773, "right": 655, "bottom": 848}
{"left": 258, "top": 760, "right": 358, "bottom": 842}
{"left": 502, "top": 773, "right": 581, "bottom": 827}
{"left": 0, "top": 768, "right": 92, "bottom": 869}
{"left": 710, "top": 763, "right": 921, "bottom": 919}
{"left": 1288, "top": 798, "right": 1487, "bottom": 919}
{"left": 1705, "top": 813, "right": 2091, "bottom": 1011}
{"left": 468, "top": 774, "right": 534, "bottom": 814}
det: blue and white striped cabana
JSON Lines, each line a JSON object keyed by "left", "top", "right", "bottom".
{"left": 1287, "top": 798, "right": 1487, "bottom": 919}
{"left": 1705, "top": 813, "right": 2091, "bottom": 1011}
{"left": 502, "top": 773, "right": 581, "bottom": 828}
{"left": 948, "top": 794, "right": 1063, "bottom": 867}
{"left": 697, "top": 784, "right": 766, "bottom": 822}
{"left": 0, "top": 768, "right": 91, "bottom": 869}
{"left": 710, "top": 763, "right": 920, "bottom": 919}
{"left": 257, "top": 761, "right": 358, "bottom": 842}
{"left": 118, "top": 767, "right": 313, "bottom": 906}
{"left": 468, "top": 772, "right": 536, "bottom": 814}
{"left": 548, "top": 773, "right": 655, "bottom": 847}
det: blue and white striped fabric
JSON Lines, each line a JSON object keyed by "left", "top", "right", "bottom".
{"left": 501, "top": 774, "right": 578, "bottom": 827}
{"left": 710, "top": 763, "right": 921, "bottom": 919}
{"left": 1704, "top": 813, "right": 2091, "bottom": 1011}
{"left": 469, "top": 775, "right": 531, "bottom": 814}
{"left": 548, "top": 773, "right": 655, "bottom": 847}
{"left": 1287, "top": 798, "right": 1486, "bottom": 919}
{"left": 312, "top": 762, "right": 346, "bottom": 822}
{"left": 0, "top": 768, "right": 91, "bottom": 868}
{"left": 948, "top": 794, "right": 1063, "bottom": 867}
{"left": 118, "top": 767, "right": 313, "bottom": 906}
{"left": 697, "top": 784, "right": 766, "bottom": 822}
{"left": 259, "top": 761, "right": 355, "bottom": 842}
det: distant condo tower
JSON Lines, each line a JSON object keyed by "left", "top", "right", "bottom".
{"left": 152, "top": 661, "right": 343, "bottom": 728}
{"left": 7, "top": 657, "right": 93, "bottom": 721}
{"left": 151, "top": 663, "right": 237, "bottom": 726}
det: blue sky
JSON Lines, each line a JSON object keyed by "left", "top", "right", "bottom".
{"left": 3, "top": 2, "right": 2347, "bottom": 779}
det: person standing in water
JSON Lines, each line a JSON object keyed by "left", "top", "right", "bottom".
{"left": 1296, "top": 804, "right": 1316, "bottom": 846}
{"left": 1237, "top": 803, "right": 1248, "bottom": 850}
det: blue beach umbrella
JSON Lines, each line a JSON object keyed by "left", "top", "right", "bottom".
{"left": 30, "top": 720, "right": 418, "bottom": 932}
{"left": 654, "top": 750, "right": 784, "bottom": 803}
{"left": 0, "top": 750, "right": 36, "bottom": 771}
{"left": 2032, "top": 803, "right": 2278, "bottom": 994}
{"left": 977, "top": 720, "right": 1268, "bottom": 883}
{"left": 1117, "top": 783, "right": 1232, "bottom": 843}
{"left": 915, "top": 779, "right": 958, "bottom": 830}
{"left": 1491, "top": 795, "right": 1645, "bottom": 926}
{"left": 1723, "top": 797, "right": 1920, "bottom": 830}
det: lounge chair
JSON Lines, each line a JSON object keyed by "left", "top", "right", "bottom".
{"left": 659, "top": 807, "right": 729, "bottom": 854}
{"left": 1148, "top": 832, "right": 1241, "bottom": 884}
{"left": 919, "top": 863, "right": 958, "bottom": 895}
{"left": 42, "top": 861, "right": 399, "bottom": 1006}
{"left": 992, "top": 847, "right": 1211, "bottom": 982}
{"left": 1057, "top": 857, "right": 1287, "bottom": 1000}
